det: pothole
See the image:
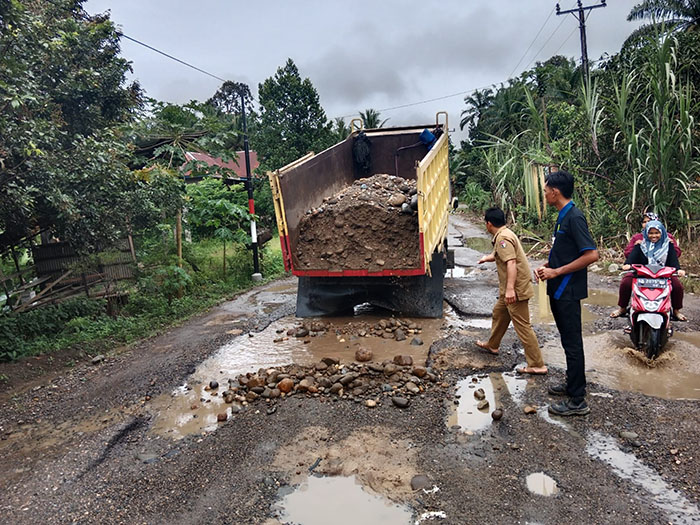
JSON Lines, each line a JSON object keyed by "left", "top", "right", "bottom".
{"left": 151, "top": 307, "right": 446, "bottom": 438}
{"left": 525, "top": 472, "right": 559, "bottom": 496}
{"left": 273, "top": 475, "right": 412, "bottom": 525}
{"left": 463, "top": 237, "right": 493, "bottom": 253}
{"left": 447, "top": 372, "right": 526, "bottom": 433}
{"left": 541, "top": 332, "right": 700, "bottom": 400}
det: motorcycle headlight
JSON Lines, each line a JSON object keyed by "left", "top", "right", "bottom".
{"left": 642, "top": 299, "right": 661, "bottom": 311}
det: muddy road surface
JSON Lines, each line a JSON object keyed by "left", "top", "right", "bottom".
{"left": 1, "top": 213, "right": 699, "bottom": 524}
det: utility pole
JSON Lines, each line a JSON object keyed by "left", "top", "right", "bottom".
{"left": 240, "top": 94, "right": 262, "bottom": 281}
{"left": 556, "top": 0, "right": 606, "bottom": 87}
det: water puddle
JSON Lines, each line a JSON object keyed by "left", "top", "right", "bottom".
{"left": 446, "top": 267, "right": 467, "bottom": 278}
{"left": 456, "top": 318, "right": 492, "bottom": 329}
{"left": 463, "top": 237, "right": 493, "bottom": 253}
{"left": 525, "top": 472, "right": 559, "bottom": 496}
{"left": 586, "top": 431, "right": 700, "bottom": 524}
{"left": 274, "top": 475, "right": 412, "bottom": 524}
{"left": 530, "top": 282, "right": 604, "bottom": 324}
{"left": 152, "top": 307, "right": 446, "bottom": 438}
{"left": 541, "top": 332, "right": 700, "bottom": 400}
{"left": 447, "top": 372, "right": 528, "bottom": 432}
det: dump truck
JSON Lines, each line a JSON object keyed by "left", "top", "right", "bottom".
{"left": 268, "top": 113, "right": 454, "bottom": 318}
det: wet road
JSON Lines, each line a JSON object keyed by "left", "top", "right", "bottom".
{"left": 0, "top": 213, "right": 698, "bottom": 524}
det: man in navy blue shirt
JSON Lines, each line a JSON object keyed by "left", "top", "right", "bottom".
{"left": 535, "top": 171, "right": 599, "bottom": 416}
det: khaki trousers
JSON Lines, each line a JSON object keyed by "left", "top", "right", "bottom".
{"left": 487, "top": 296, "right": 544, "bottom": 368}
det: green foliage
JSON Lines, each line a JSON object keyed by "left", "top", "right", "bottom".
{"left": 0, "top": 237, "right": 286, "bottom": 362}
{"left": 185, "top": 178, "right": 248, "bottom": 239}
{"left": 206, "top": 81, "right": 254, "bottom": 116}
{"left": 456, "top": 27, "right": 699, "bottom": 244}
{"left": 0, "top": 0, "right": 142, "bottom": 252}
{"left": 610, "top": 33, "right": 698, "bottom": 228}
{"left": 332, "top": 117, "right": 351, "bottom": 142}
{"left": 254, "top": 59, "right": 335, "bottom": 171}
{"left": 0, "top": 298, "right": 105, "bottom": 361}
{"left": 359, "top": 109, "right": 389, "bottom": 129}
{"left": 459, "top": 181, "right": 492, "bottom": 213}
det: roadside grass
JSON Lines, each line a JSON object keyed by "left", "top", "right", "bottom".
{"left": 0, "top": 238, "right": 286, "bottom": 362}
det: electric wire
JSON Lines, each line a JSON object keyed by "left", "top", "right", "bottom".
{"left": 118, "top": 33, "right": 227, "bottom": 84}
{"left": 53, "top": 0, "right": 587, "bottom": 123}
{"left": 507, "top": 6, "right": 556, "bottom": 80}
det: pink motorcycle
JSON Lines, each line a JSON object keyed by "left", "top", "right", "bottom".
{"left": 628, "top": 263, "right": 675, "bottom": 359}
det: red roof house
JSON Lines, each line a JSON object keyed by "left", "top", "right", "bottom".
{"left": 183, "top": 151, "right": 260, "bottom": 180}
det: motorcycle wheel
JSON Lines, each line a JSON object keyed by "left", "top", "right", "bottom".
{"left": 645, "top": 327, "right": 662, "bottom": 359}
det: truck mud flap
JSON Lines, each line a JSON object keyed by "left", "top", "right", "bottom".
{"left": 296, "top": 252, "right": 445, "bottom": 318}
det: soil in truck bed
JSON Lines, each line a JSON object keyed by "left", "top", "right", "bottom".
{"left": 295, "top": 174, "right": 420, "bottom": 272}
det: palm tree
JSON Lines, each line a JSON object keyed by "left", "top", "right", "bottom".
{"left": 359, "top": 108, "right": 389, "bottom": 129}
{"left": 626, "top": 0, "right": 700, "bottom": 41}
{"left": 333, "top": 117, "right": 351, "bottom": 141}
{"left": 459, "top": 88, "right": 494, "bottom": 132}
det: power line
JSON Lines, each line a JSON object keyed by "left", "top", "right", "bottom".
{"left": 553, "top": 26, "right": 579, "bottom": 56}
{"left": 523, "top": 15, "right": 569, "bottom": 71}
{"left": 508, "top": 7, "right": 556, "bottom": 80}
{"left": 118, "top": 33, "right": 227, "bottom": 83}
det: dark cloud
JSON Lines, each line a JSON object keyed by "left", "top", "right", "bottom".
{"left": 87, "top": 0, "right": 641, "bottom": 143}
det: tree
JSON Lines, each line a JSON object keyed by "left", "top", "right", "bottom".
{"left": 333, "top": 117, "right": 351, "bottom": 141}
{"left": 0, "top": 0, "right": 142, "bottom": 253}
{"left": 359, "top": 108, "right": 389, "bottom": 129}
{"left": 254, "top": 59, "right": 334, "bottom": 171}
{"left": 185, "top": 178, "right": 250, "bottom": 276}
{"left": 206, "top": 81, "right": 254, "bottom": 116}
{"left": 626, "top": 0, "right": 700, "bottom": 42}
{"left": 460, "top": 88, "right": 494, "bottom": 133}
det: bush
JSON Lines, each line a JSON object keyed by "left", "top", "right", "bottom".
{"left": 460, "top": 180, "right": 492, "bottom": 213}
{"left": 0, "top": 298, "right": 106, "bottom": 361}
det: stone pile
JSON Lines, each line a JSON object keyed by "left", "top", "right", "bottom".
{"left": 277, "top": 318, "right": 424, "bottom": 345}
{"left": 207, "top": 356, "right": 442, "bottom": 413}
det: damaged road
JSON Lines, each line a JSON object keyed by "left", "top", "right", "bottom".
{"left": 0, "top": 214, "right": 698, "bottom": 524}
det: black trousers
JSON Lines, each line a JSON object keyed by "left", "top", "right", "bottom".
{"left": 549, "top": 298, "right": 586, "bottom": 401}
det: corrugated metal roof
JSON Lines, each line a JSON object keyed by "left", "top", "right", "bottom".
{"left": 183, "top": 150, "right": 260, "bottom": 179}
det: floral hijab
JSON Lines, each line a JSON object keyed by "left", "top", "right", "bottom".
{"left": 640, "top": 220, "right": 670, "bottom": 266}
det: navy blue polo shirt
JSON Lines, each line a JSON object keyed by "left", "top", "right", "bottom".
{"left": 547, "top": 201, "right": 596, "bottom": 301}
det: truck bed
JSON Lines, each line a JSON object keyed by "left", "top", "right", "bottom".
{"left": 269, "top": 124, "right": 450, "bottom": 277}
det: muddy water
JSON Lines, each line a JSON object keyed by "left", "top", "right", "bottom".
{"left": 447, "top": 372, "right": 529, "bottom": 432}
{"left": 530, "top": 282, "right": 616, "bottom": 324}
{"left": 152, "top": 307, "right": 447, "bottom": 439}
{"left": 541, "top": 331, "right": 700, "bottom": 400}
{"left": 463, "top": 237, "right": 493, "bottom": 253}
{"left": 274, "top": 475, "right": 412, "bottom": 524}
{"left": 586, "top": 431, "right": 700, "bottom": 524}
{"left": 525, "top": 472, "right": 559, "bottom": 496}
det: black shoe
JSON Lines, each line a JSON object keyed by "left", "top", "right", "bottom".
{"left": 547, "top": 383, "right": 567, "bottom": 396}
{"left": 548, "top": 398, "right": 590, "bottom": 416}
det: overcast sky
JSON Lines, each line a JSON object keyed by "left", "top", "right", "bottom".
{"left": 85, "top": 0, "right": 641, "bottom": 143}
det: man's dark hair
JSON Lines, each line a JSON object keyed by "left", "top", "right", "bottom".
{"left": 484, "top": 207, "right": 506, "bottom": 227}
{"left": 545, "top": 170, "right": 574, "bottom": 199}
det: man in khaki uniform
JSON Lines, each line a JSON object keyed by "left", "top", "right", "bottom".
{"left": 475, "top": 207, "right": 547, "bottom": 375}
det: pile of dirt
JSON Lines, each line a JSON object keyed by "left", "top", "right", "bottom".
{"left": 295, "top": 174, "right": 419, "bottom": 272}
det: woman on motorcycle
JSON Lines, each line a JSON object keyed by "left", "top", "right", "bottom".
{"left": 610, "top": 220, "right": 686, "bottom": 321}
{"left": 623, "top": 212, "right": 681, "bottom": 258}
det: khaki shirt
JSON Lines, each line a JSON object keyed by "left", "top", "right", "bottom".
{"left": 492, "top": 226, "right": 534, "bottom": 301}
